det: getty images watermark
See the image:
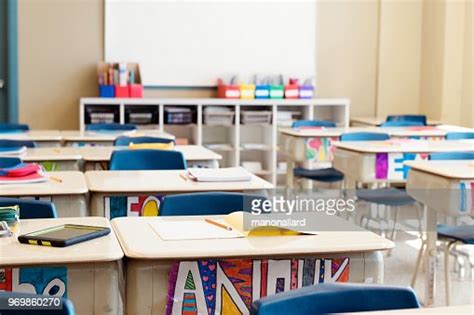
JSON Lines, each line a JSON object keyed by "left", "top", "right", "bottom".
{"left": 247, "top": 195, "right": 356, "bottom": 229}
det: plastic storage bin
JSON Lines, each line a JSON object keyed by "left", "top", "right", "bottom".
{"left": 99, "top": 85, "right": 115, "bottom": 98}
{"left": 299, "top": 85, "right": 314, "bottom": 99}
{"left": 284, "top": 84, "right": 299, "bottom": 99}
{"left": 255, "top": 85, "right": 270, "bottom": 99}
{"left": 165, "top": 107, "right": 193, "bottom": 124}
{"left": 241, "top": 111, "right": 272, "bottom": 125}
{"left": 115, "top": 85, "right": 129, "bottom": 98}
{"left": 269, "top": 85, "right": 284, "bottom": 99}
{"left": 239, "top": 84, "right": 256, "bottom": 99}
{"left": 204, "top": 107, "right": 234, "bottom": 126}
{"left": 217, "top": 85, "right": 240, "bottom": 98}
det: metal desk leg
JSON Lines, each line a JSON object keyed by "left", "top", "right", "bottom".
{"left": 424, "top": 205, "right": 437, "bottom": 305}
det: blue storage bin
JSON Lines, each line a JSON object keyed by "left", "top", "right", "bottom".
{"left": 99, "top": 85, "right": 115, "bottom": 98}
{"left": 255, "top": 85, "right": 270, "bottom": 99}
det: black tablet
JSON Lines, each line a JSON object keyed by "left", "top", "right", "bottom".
{"left": 18, "top": 224, "right": 111, "bottom": 247}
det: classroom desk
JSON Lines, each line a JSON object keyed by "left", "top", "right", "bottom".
{"left": 0, "top": 217, "right": 123, "bottom": 315}
{"left": 61, "top": 130, "right": 175, "bottom": 147}
{"left": 350, "top": 117, "right": 442, "bottom": 127}
{"left": 111, "top": 215, "right": 394, "bottom": 315}
{"left": 86, "top": 170, "right": 274, "bottom": 218}
{"left": 279, "top": 126, "right": 471, "bottom": 187}
{"left": 405, "top": 160, "right": 474, "bottom": 306}
{"left": 0, "top": 130, "right": 62, "bottom": 147}
{"left": 22, "top": 147, "right": 83, "bottom": 171}
{"left": 332, "top": 140, "right": 474, "bottom": 184}
{"left": 348, "top": 305, "right": 473, "bottom": 314}
{"left": 0, "top": 171, "right": 88, "bottom": 217}
{"left": 80, "top": 145, "right": 223, "bottom": 170}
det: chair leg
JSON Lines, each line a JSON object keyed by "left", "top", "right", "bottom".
{"left": 411, "top": 239, "right": 426, "bottom": 288}
{"left": 387, "top": 206, "right": 400, "bottom": 257}
{"left": 444, "top": 241, "right": 456, "bottom": 306}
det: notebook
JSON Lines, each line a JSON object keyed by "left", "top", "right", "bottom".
{"left": 0, "top": 146, "right": 27, "bottom": 156}
{"left": 187, "top": 167, "right": 252, "bottom": 182}
{"left": 150, "top": 212, "right": 317, "bottom": 241}
{"left": 0, "top": 163, "right": 47, "bottom": 184}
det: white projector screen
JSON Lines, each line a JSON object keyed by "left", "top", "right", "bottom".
{"left": 105, "top": 0, "right": 316, "bottom": 87}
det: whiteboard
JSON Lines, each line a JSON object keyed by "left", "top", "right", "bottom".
{"left": 105, "top": 0, "right": 316, "bottom": 87}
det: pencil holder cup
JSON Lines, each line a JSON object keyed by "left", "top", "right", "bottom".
{"left": 217, "top": 85, "right": 240, "bottom": 98}
{"left": 129, "top": 84, "right": 143, "bottom": 98}
{"left": 284, "top": 84, "right": 299, "bottom": 99}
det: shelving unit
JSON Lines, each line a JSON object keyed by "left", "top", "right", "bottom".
{"left": 80, "top": 97, "right": 350, "bottom": 185}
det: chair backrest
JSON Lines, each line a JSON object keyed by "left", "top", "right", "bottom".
{"left": 109, "top": 149, "right": 186, "bottom": 170}
{"left": 160, "top": 192, "right": 267, "bottom": 216}
{"left": 86, "top": 123, "right": 137, "bottom": 131}
{"left": 340, "top": 132, "right": 390, "bottom": 141}
{"left": 381, "top": 120, "right": 424, "bottom": 127}
{"left": 445, "top": 132, "right": 474, "bottom": 140}
{"left": 0, "top": 123, "right": 30, "bottom": 132}
{"left": 0, "top": 139, "right": 36, "bottom": 148}
{"left": 429, "top": 151, "right": 474, "bottom": 160}
{"left": 0, "top": 197, "right": 57, "bottom": 219}
{"left": 0, "top": 157, "right": 22, "bottom": 168}
{"left": 386, "top": 115, "right": 427, "bottom": 125}
{"left": 251, "top": 283, "right": 420, "bottom": 315}
{"left": 114, "top": 136, "right": 174, "bottom": 146}
{"left": 0, "top": 292, "right": 75, "bottom": 314}
{"left": 292, "top": 120, "right": 336, "bottom": 128}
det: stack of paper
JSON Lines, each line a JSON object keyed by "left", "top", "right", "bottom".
{"left": 0, "top": 146, "right": 27, "bottom": 156}
{"left": 0, "top": 205, "right": 19, "bottom": 225}
{"left": 187, "top": 167, "right": 252, "bottom": 182}
{"left": 0, "top": 163, "right": 47, "bottom": 184}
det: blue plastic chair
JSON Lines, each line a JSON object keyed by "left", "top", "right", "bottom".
{"left": 445, "top": 132, "right": 474, "bottom": 140}
{"left": 0, "top": 157, "right": 22, "bottom": 168}
{"left": 386, "top": 115, "right": 427, "bottom": 125}
{"left": 0, "top": 292, "right": 75, "bottom": 314}
{"left": 413, "top": 151, "right": 474, "bottom": 304}
{"left": 292, "top": 120, "right": 336, "bottom": 128}
{"left": 0, "top": 123, "right": 30, "bottom": 133}
{"left": 0, "top": 197, "right": 57, "bottom": 219}
{"left": 381, "top": 120, "right": 425, "bottom": 127}
{"left": 251, "top": 283, "right": 420, "bottom": 315}
{"left": 109, "top": 149, "right": 186, "bottom": 170}
{"left": 86, "top": 123, "right": 137, "bottom": 131}
{"left": 0, "top": 139, "right": 36, "bottom": 148}
{"left": 430, "top": 151, "right": 474, "bottom": 160}
{"left": 340, "top": 132, "right": 390, "bottom": 142}
{"left": 114, "top": 136, "right": 174, "bottom": 146}
{"left": 160, "top": 192, "right": 267, "bottom": 216}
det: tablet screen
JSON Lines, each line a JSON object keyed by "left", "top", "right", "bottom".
{"left": 26, "top": 225, "right": 105, "bottom": 241}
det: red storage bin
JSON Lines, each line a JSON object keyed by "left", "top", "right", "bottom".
{"left": 217, "top": 85, "right": 240, "bottom": 99}
{"left": 129, "top": 84, "right": 143, "bottom": 98}
{"left": 115, "top": 85, "right": 129, "bottom": 98}
{"left": 284, "top": 84, "right": 299, "bottom": 99}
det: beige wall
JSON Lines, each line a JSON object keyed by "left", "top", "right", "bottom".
{"left": 460, "top": 0, "right": 473, "bottom": 127}
{"left": 18, "top": 0, "right": 104, "bottom": 130}
{"left": 17, "top": 0, "right": 472, "bottom": 129}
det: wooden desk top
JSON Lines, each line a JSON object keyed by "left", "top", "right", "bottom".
{"left": 0, "top": 130, "right": 62, "bottom": 141}
{"left": 23, "top": 147, "right": 82, "bottom": 161}
{"left": 279, "top": 125, "right": 472, "bottom": 138}
{"left": 61, "top": 130, "right": 175, "bottom": 142}
{"left": 333, "top": 140, "right": 474, "bottom": 153}
{"left": 0, "top": 217, "right": 123, "bottom": 266}
{"left": 348, "top": 305, "right": 473, "bottom": 314}
{"left": 0, "top": 171, "right": 88, "bottom": 196}
{"left": 405, "top": 160, "right": 474, "bottom": 179}
{"left": 350, "top": 116, "right": 442, "bottom": 126}
{"left": 80, "top": 145, "right": 222, "bottom": 162}
{"left": 111, "top": 216, "right": 394, "bottom": 259}
{"left": 86, "top": 170, "right": 274, "bottom": 193}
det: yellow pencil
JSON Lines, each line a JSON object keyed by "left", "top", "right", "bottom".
{"left": 205, "top": 219, "right": 232, "bottom": 231}
{"left": 50, "top": 176, "right": 62, "bottom": 183}
{"left": 179, "top": 173, "right": 188, "bottom": 181}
